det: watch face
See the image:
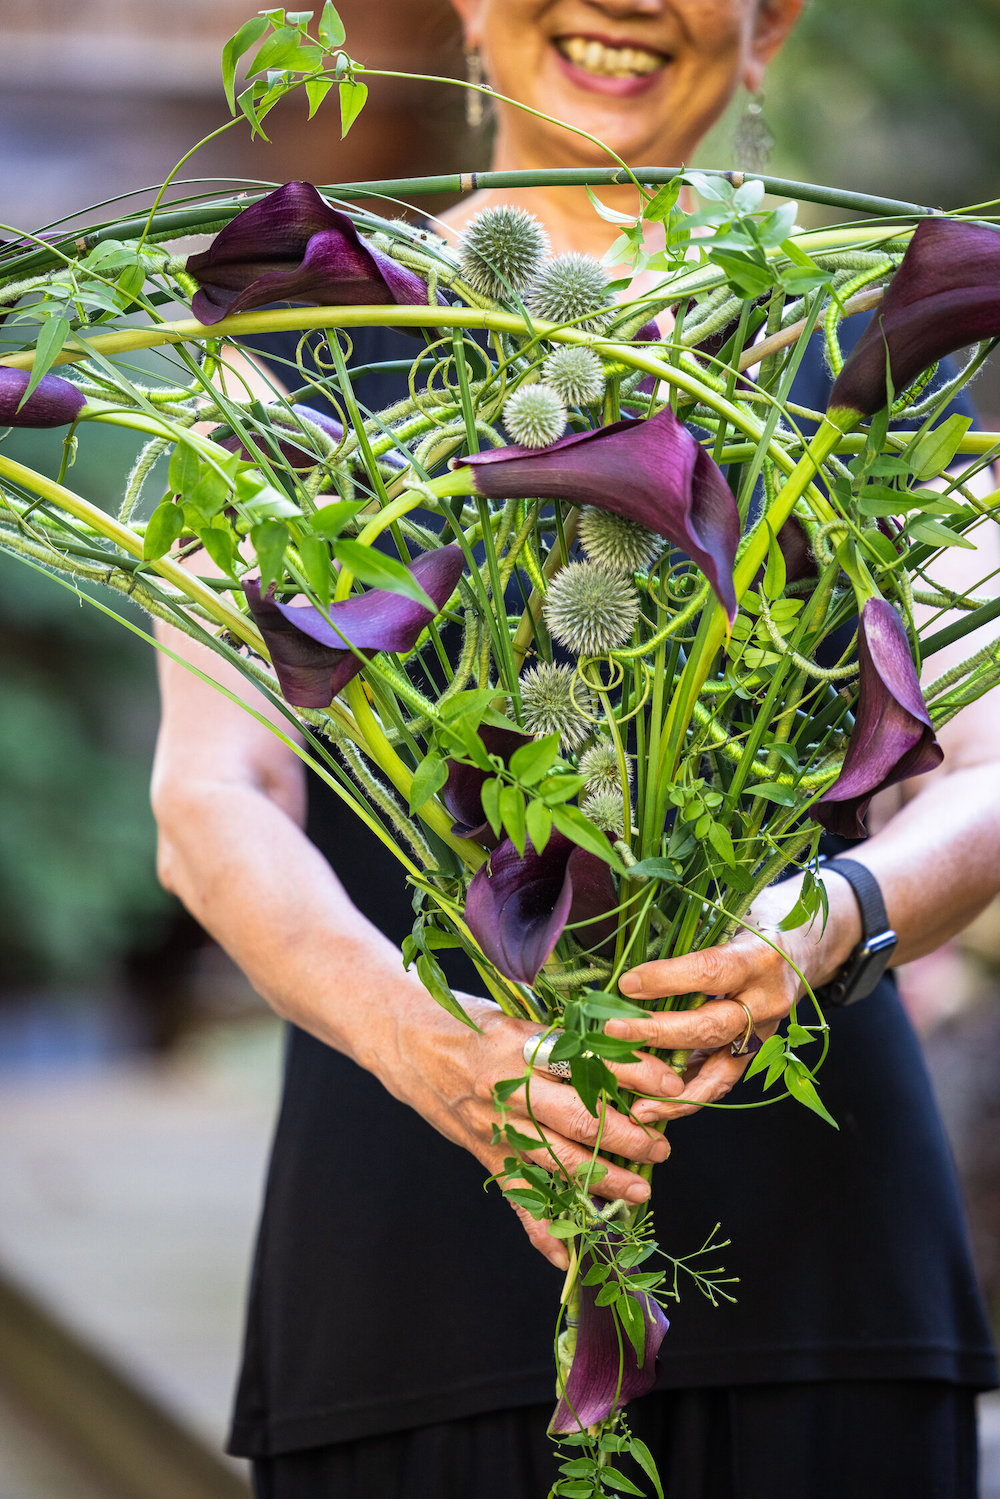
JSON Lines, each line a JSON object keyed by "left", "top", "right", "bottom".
{"left": 844, "top": 929, "right": 898, "bottom": 1005}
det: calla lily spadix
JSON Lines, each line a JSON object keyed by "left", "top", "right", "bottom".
{"left": 828, "top": 217, "right": 1000, "bottom": 425}
{"left": 0, "top": 367, "right": 86, "bottom": 428}
{"left": 187, "top": 181, "right": 434, "bottom": 326}
{"left": 550, "top": 1250, "right": 670, "bottom": 1434}
{"left": 453, "top": 405, "right": 740, "bottom": 621}
{"left": 814, "top": 599, "right": 942, "bottom": 839}
{"left": 441, "top": 724, "right": 533, "bottom": 847}
{"left": 464, "top": 831, "right": 618, "bottom": 986}
{"left": 243, "top": 544, "right": 464, "bottom": 709}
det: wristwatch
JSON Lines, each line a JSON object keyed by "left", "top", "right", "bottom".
{"left": 813, "top": 858, "right": 897, "bottom": 1007}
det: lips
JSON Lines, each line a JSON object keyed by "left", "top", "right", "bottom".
{"left": 555, "top": 34, "right": 667, "bottom": 80}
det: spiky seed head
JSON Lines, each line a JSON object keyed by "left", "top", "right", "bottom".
{"left": 517, "top": 662, "right": 595, "bottom": 752}
{"left": 528, "top": 253, "right": 612, "bottom": 330}
{"left": 579, "top": 740, "right": 633, "bottom": 795}
{"left": 579, "top": 506, "right": 663, "bottom": 575}
{"left": 542, "top": 345, "right": 606, "bottom": 407}
{"left": 581, "top": 790, "right": 626, "bottom": 838}
{"left": 503, "top": 383, "right": 567, "bottom": 448}
{"left": 542, "top": 562, "right": 640, "bottom": 657}
{"left": 456, "top": 205, "right": 550, "bottom": 300}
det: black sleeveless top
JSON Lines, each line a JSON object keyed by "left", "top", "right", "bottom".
{"left": 227, "top": 323, "right": 998, "bottom": 1459}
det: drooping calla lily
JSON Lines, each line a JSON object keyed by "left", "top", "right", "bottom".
{"left": 813, "top": 598, "right": 942, "bottom": 838}
{"left": 187, "top": 181, "right": 434, "bottom": 326}
{"left": 211, "top": 403, "right": 344, "bottom": 472}
{"left": 441, "top": 724, "right": 533, "bottom": 847}
{"left": 828, "top": 217, "right": 1000, "bottom": 424}
{"left": 453, "top": 404, "right": 740, "bottom": 620}
{"left": 550, "top": 1248, "right": 670, "bottom": 1434}
{"left": 0, "top": 367, "right": 86, "bottom": 428}
{"left": 464, "top": 832, "right": 618, "bottom": 985}
{"left": 243, "top": 544, "right": 464, "bottom": 708}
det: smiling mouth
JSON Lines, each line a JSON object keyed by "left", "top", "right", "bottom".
{"left": 556, "top": 36, "right": 667, "bottom": 79}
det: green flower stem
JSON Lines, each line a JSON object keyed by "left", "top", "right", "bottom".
{"left": 0, "top": 451, "right": 261, "bottom": 649}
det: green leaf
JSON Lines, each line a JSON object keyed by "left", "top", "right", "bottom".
{"left": 627, "top": 857, "right": 680, "bottom": 883}
{"left": 416, "top": 952, "right": 482, "bottom": 1032}
{"left": 21, "top": 315, "right": 71, "bottom": 407}
{"left": 318, "top": 0, "right": 346, "bottom": 47}
{"left": 743, "top": 1031, "right": 784, "bottom": 1081}
{"left": 628, "top": 1438, "right": 665, "bottom": 1499}
{"left": 578, "top": 991, "right": 647, "bottom": 1020}
{"left": 509, "top": 732, "right": 560, "bottom": 786}
{"left": 538, "top": 773, "right": 586, "bottom": 806}
{"left": 762, "top": 521, "right": 787, "bottom": 601}
{"left": 616, "top": 1290, "right": 646, "bottom": 1363}
{"left": 907, "top": 413, "right": 973, "bottom": 482}
{"left": 297, "top": 533, "right": 332, "bottom": 605}
{"left": 332, "top": 539, "right": 436, "bottom": 608}
{"left": 236, "top": 81, "right": 273, "bottom": 141}
{"left": 200, "top": 524, "right": 239, "bottom": 578}
{"left": 247, "top": 27, "right": 305, "bottom": 75}
{"left": 744, "top": 781, "right": 799, "bottom": 806}
{"left": 251, "top": 519, "right": 289, "bottom": 593}
{"left": 711, "top": 251, "right": 775, "bottom": 299}
{"left": 499, "top": 783, "right": 527, "bottom": 855}
{"left": 543, "top": 1219, "right": 581, "bottom": 1240}
{"left": 305, "top": 74, "right": 335, "bottom": 118}
{"left": 167, "top": 441, "right": 201, "bottom": 502}
{"left": 906, "top": 517, "right": 976, "bottom": 550}
{"left": 602, "top": 1468, "right": 646, "bottom": 1496}
{"left": 503, "top": 1125, "right": 545, "bottom": 1152}
{"left": 222, "top": 14, "right": 269, "bottom": 113}
{"left": 308, "top": 499, "right": 363, "bottom": 537}
{"left": 525, "top": 799, "right": 552, "bottom": 854}
{"left": 339, "top": 78, "right": 368, "bottom": 137}
{"left": 707, "top": 821, "right": 736, "bottom": 866}
{"left": 143, "top": 499, "right": 185, "bottom": 560}
{"left": 480, "top": 776, "right": 503, "bottom": 838}
{"left": 408, "top": 753, "right": 447, "bottom": 814}
{"left": 784, "top": 1058, "right": 838, "bottom": 1128}
{"left": 550, "top": 806, "right": 618, "bottom": 866}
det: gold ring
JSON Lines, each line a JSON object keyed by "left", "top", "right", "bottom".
{"left": 730, "top": 999, "right": 759, "bottom": 1058}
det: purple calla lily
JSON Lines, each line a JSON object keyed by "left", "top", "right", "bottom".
{"left": 550, "top": 1249, "right": 670, "bottom": 1434}
{"left": 441, "top": 724, "right": 533, "bottom": 846}
{"left": 187, "top": 181, "right": 433, "bottom": 326}
{"left": 0, "top": 367, "right": 86, "bottom": 428}
{"left": 244, "top": 544, "right": 464, "bottom": 708}
{"left": 814, "top": 598, "right": 942, "bottom": 838}
{"left": 454, "top": 405, "right": 740, "bottom": 620}
{"left": 829, "top": 217, "right": 1000, "bottom": 422}
{"left": 464, "top": 832, "right": 618, "bottom": 985}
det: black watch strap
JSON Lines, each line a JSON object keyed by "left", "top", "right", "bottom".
{"left": 814, "top": 858, "right": 897, "bottom": 1007}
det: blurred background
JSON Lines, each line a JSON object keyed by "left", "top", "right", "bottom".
{"left": 0, "top": 2, "right": 998, "bottom": 1496}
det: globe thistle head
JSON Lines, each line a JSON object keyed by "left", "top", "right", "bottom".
{"left": 517, "top": 662, "right": 596, "bottom": 752}
{"left": 456, "top": 205, "right": 549, "bottom": 300}
{"left": 503, "top": 383, "right": 567, "bottom": 448}
{"left": 580, "top": 790, "right": 626, "bottom": 838}
{"left": 542, "top": 345, "right": 606, "bottom": 407}
{"left": 542, "top": 562, "right": 640, "bottom": 657}
{"left": 579, "top": 740, "right": 633, "bottom": 796}
{"left": 579, "top": 506, "right": 663, "bottom": 575}
{"left": 528, "top": 253, "right": 612, "bottom": 330}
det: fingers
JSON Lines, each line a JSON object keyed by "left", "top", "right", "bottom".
{"left": 519, "top": 1073, "right": 671, "bottom": 1170}
{"left": 632, "top": 1045, "right": 755, "bottom": 1123}
{"left": 605, "top": 994, "right": 765, "bottom": 1056}
{"left": 618, "top": 937, "right": 766, "bottom": 1004}
{"left": 503, "top": 1177, "right": 570, "bottom": 1270}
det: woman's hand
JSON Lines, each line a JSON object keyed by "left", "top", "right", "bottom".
{"left": 603, "top": 873, "right": 864, "bottom": 1124}
{"left": 373, "top": 988, "right": 684, "bottom": 1269}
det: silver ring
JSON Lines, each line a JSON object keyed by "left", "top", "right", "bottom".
{"left": 523, "top": 1031, "right": 572, "bottom": 1080}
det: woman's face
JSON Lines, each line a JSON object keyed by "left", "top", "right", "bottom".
{"left": 453, "top": 0, "right": 802, "bottom": 170}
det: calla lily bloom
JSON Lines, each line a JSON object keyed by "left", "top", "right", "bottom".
{"left": 441, "top": 724, "right": 533, "bottom": 847}
{"left": 814, "top": 599, "right": 942, "bottom": 838}
{"left": 454, "top": 405, "right": 740, "bottom": 620}
{"left": 0, "top": 367, "right": 86, "bottom": 428}
{"left": 829, "top": 217, "right": 1000, "bottom": 423}
{"left": 464, "top": 831, "right": 618, "bottom": 985}
{"left": 212, "top": 403, "right": 345, "bottom": 472}
{"left": 243, "top": 544, "right": 464, "bottom": 708}
{"left": 187, "top": 181, "right": 433, "bottom": 326}
{"left": 550, "top": 1250, "right": 670, "bottom": 1434}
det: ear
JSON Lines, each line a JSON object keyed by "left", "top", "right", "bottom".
{"left": 743, "top": 0, "right": 805, "bottom": 92}
{"left": 449, "top": 0, "right": 485, "bottom": 49}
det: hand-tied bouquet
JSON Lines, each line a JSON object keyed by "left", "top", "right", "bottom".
{"left": 3, "top": 9, "right": 1000, "bottom": 1493}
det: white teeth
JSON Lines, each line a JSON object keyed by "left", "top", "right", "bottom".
{"left": 559, "top": 36, "right": 664, "bottom": 78}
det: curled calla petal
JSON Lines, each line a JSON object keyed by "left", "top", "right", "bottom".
{"left": 441, "top": 724, "right": 533, "bottom": 846}
{"left": 244, "top": 544, "right": 464, "bottom": 708}
{"left": 187, "top": 181, "right": 434, "bottom": 325}
{"left": 454, "top": 405, "right": 740, "bottom": 620}
{"left": 550, "top": 1250, "right": 670, "bottom": 1434}
{"left": 464, "top": 832, "right": 618, "bottom": 985}
{"left": 829, "top": 217, "right": 1000, "bottom": 422}
{"left": 814, "top": 598, "right": 943, "bottom": 838}
{"left": 211, "top": 403, "right": 345, "bottom": 472}
{"left": 0, "top": 367, "right": 86, "bottom": 428}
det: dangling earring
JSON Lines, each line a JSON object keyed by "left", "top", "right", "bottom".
{"left": 465, "top": 48, "right": 485, "bottom": 129}
{"left": 733, "top": 89, "right": 773, "bottom": 175}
